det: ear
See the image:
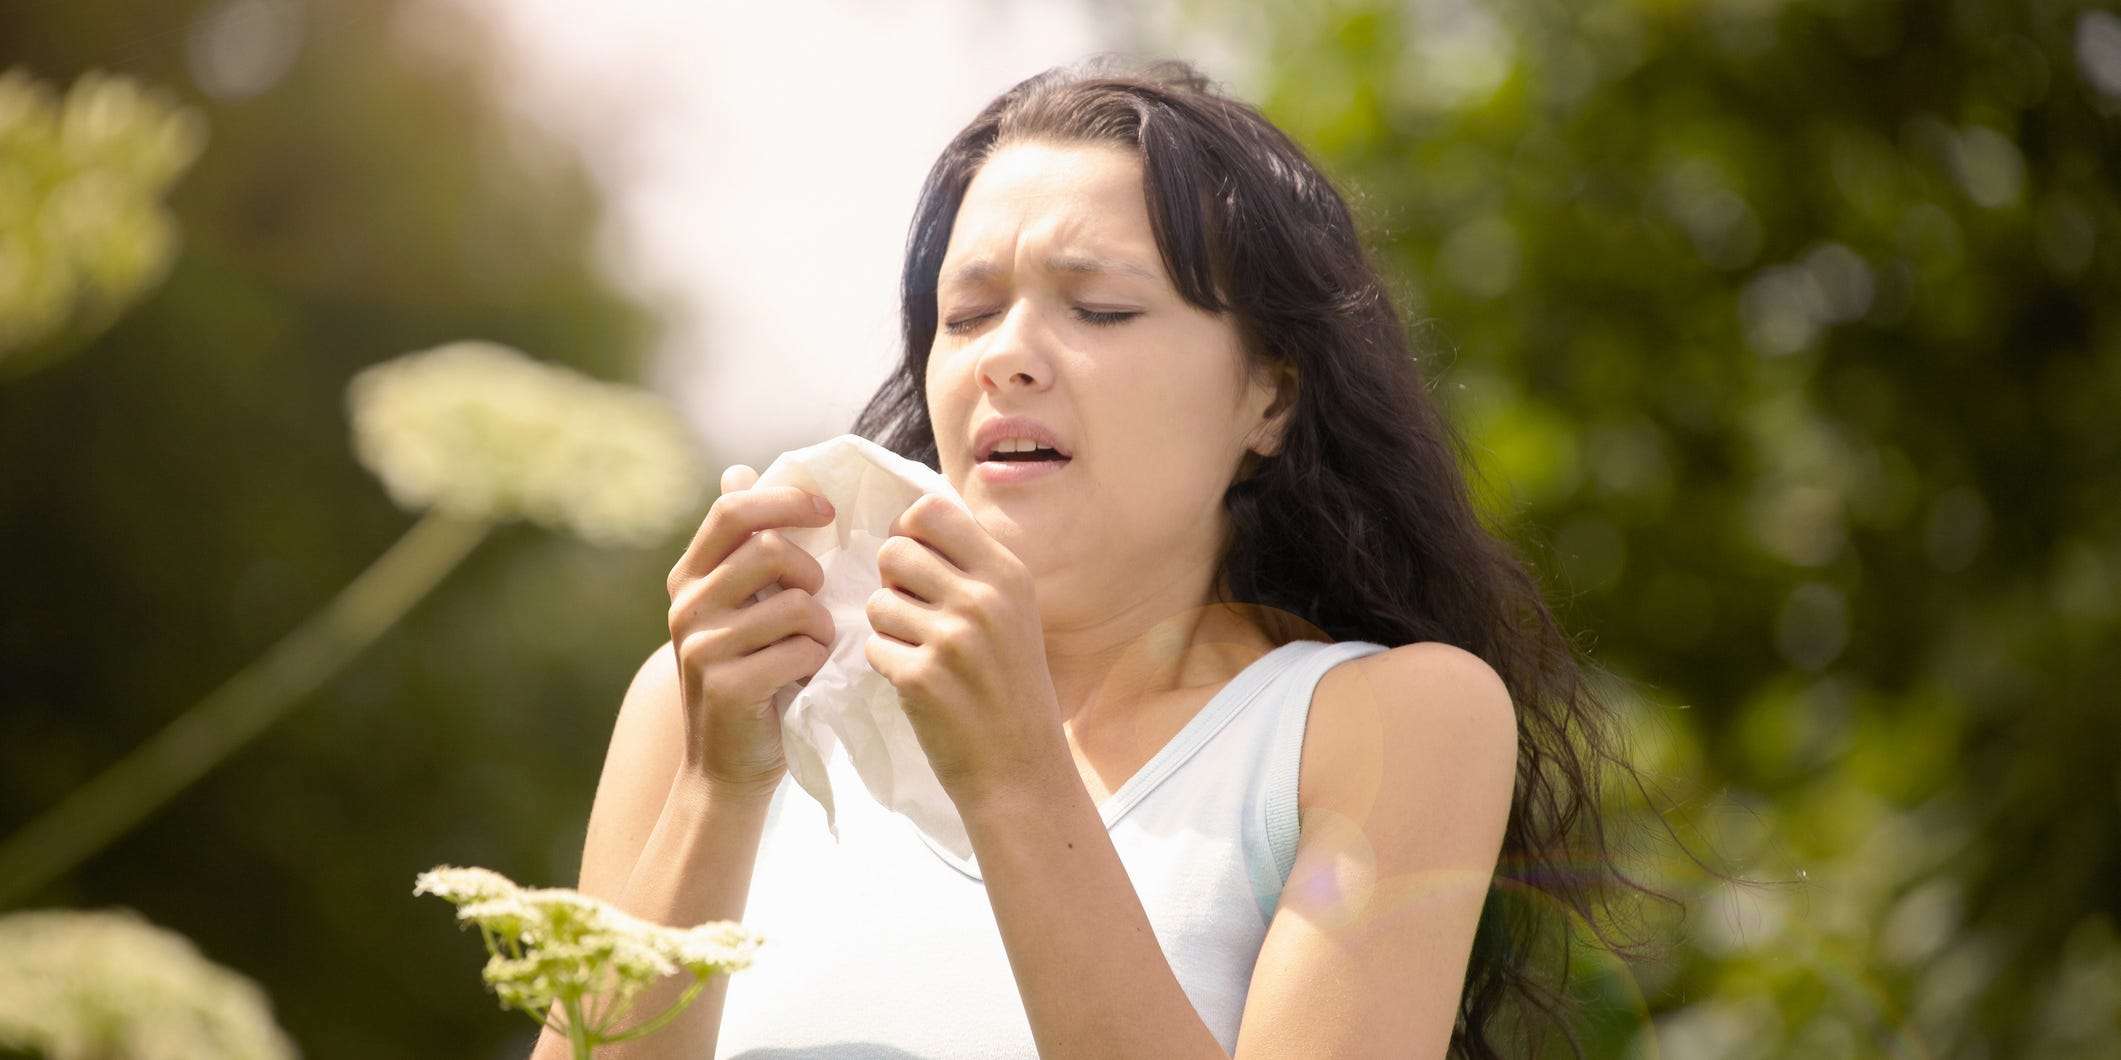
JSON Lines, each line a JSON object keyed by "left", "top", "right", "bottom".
{"left": 1245, "top": 359, "right": 1300, "bottom": 458}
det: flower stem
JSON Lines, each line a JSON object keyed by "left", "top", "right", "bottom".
{"left": 599, "top": 976, "right": 711, "bottom": 1044}
{"left": 563, "top": 995, "right": 595, "bottom": 1059}
{"left": 0, "top": 510, "right": 491, "bottom": 907}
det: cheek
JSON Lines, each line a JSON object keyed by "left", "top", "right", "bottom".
{"left": 1126, "top": 368, "right": 1243, "bottom": 463}
{"left": 1095, "top": 408, "right": 1239, "bottom": 517}
{"left": 924, "top": 365, "right": 966, "bottom": 468}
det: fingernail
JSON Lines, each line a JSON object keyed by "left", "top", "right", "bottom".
{"left": 813, "top": 495, "right": 834, "bottom": 517}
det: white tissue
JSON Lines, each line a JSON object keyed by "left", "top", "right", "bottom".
{"left": 746, "top": 433, "right": 977, "bottom": 863}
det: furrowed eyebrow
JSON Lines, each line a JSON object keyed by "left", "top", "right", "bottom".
{"left": 943, "top": 254, "right": 1159, "bottom": 290}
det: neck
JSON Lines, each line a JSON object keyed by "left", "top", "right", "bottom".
{"left": 1037, "top": 566, "right": 1278, "bottom": 734}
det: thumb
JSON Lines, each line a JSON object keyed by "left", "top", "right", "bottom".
{"left": 720, "top": 464, "right": 759, "bottom": 496}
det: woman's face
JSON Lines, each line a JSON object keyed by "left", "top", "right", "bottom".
{"left": 925, "top": 138, "right": 1288, "bottom": 622}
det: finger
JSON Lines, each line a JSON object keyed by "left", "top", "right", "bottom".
{"left": 877, "top": 534, "right": 956, "bottom": 609}
{"left": 672, "top": 464, "right": 761, "bottom": 593}
{"left": 865, "top": 583, "right": 933, "bottom": 648}
{"left": 727, "top": 586, "right": 838, "bottom": 658}
{"left": 713, "top": 633, "right": 832, "bottom": 711}
{"left": 671, "top": 465, "right": 765, "bottom": 592}
{"left": 889, "top": 495, "right": 990, "bottom": 580}
{"left": 674, "top": 527, "right": 826, "bottom": 622}
{"left": 864, "top": 624, "right": 916, "bottom": 679}
{"left": 670, "top": 481, "right": 834, "bottom": 588}
{"left": 671, "top": 584, "right": 832, "bottom": 681}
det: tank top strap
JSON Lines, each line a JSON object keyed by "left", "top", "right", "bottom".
{"left": 1248, "top": 639, "right": 1392, "bottom": 917}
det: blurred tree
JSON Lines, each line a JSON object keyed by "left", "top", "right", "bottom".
{"left": 0, "top": 2, "right": 682, "bottom": 1056}
{"left": 1176, "top": 0, "right": 2120, "bottom": 1055}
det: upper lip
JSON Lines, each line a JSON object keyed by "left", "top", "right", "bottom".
{"left": 973, "top": 416, "right": 1073, "bottom": 460}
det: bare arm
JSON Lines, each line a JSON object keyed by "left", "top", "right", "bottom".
{"left": 528, "top": 465, "right": 834, "bottom": 1059}
{"left": 527, "top": 642, "right": 778, "bottom": 1060}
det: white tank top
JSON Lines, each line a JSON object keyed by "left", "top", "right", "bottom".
{"left": 714, "top": 637, "right": 1390, "bottom": 1058}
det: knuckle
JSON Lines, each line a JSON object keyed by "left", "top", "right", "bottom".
{"left": 728, "top": 544, "right": 760, "bottom": 579}
{"left": 772, "top": 532, "right": 807, "bottom": 570}
{"left": 682, "top": 572, "right": 725, "bottom": 614}
{"left": 705, "top": 625, "right": 738, "bottom": 657}
{"left": 676, "top": 628, "right": 714, "bottom": 664}
{"left": 694, "top": 566, "right": 731, "bottom": 610}
{"left": 668, "top": 576, "right": 711, "bottom": 620}
{"left": 935, "top": 617, "right": 972, "bottom": 655}
{"left": 797, "top": 552, "right": 826, "bottom": 591}
{"left": 909, "top": 652, "right": 941, "bottom": 688}
{"left": 715, "top": 493, "right": 757, "bottom": 532}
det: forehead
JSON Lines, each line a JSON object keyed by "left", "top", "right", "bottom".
{"left": 941, "top": 140, "right": 1158, "bottom": 283}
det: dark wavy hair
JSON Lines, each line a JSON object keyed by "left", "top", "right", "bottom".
{"left": 849, "top": 54, "right": 1677, "bottom": 1058}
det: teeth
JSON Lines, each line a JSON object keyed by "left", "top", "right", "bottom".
{"left": 986, "top": 436, "right": 1063, "bottom": 459}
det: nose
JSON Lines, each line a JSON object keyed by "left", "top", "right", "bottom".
{"left": 974, "top": 299, "right": 1055, "bottom": 395}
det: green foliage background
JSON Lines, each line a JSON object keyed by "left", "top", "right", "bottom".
{"left": 2, "top": 2, "right": 669, "bottom": 1055}
{"left": 3, "top": 0, "right": 2117, "bottom": 1056}
{"left": 1181, "top": 0, "right": 2119, "bottom": 1055}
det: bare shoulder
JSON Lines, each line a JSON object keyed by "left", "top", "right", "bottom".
{"left": 610, "top": 640, "right": 685, "bottom": 759}
{"left": 1243, "top": 644, "right": 1519, "bottom": 1057}
{"left": 575, "top": 640, "right": 687, "bottom": 900}
{"left": 1297, "top": 641, "right": 1518, "bottom": 818}
{"left": 625, "top": 638, "right": 683, "bottom": 708}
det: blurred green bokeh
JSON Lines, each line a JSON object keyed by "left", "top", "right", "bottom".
{"left": 1184, "top": 0, "right": 2119, "bottom": 1055}
{"left": 2, "top": 0, "right": 2116, "bottom": 1057}
{"left": 0, "top": 65, "right": 206, "bottom": 376}
{"left": 2, "top": 2, "right": 668, "bottom": 1055}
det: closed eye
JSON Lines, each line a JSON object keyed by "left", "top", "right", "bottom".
{"left": 941, "top": 308, "right": 1140, "bottom": 335}
{"left": 1076, "top": 308, "right": 1139, "bottom": 327}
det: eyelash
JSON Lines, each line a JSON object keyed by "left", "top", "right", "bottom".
{"left": 941, "top": 308, "right": 1139, "bottom": 335}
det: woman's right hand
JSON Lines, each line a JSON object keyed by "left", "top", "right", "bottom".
{"left": 664, "top": 464, "right": 838, "bottom": 798}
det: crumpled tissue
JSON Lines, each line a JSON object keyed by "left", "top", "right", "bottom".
{"left": 746, "top": 433, "right": 977, "bottom": 863}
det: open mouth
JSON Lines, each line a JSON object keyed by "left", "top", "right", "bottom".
{"left": 980, "top": 448, "right": 1070, "bottom": 464}
{"left": 975, "top": 448, "right": 1072, "bottom": 483}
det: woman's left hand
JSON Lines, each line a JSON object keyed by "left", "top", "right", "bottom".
{"left": 864, "top": 494, "right": 1068, "bottom": 811}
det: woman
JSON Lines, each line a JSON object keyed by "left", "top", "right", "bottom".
{"left": 546, "top": 56, "right": 1657, "bottom": 1059}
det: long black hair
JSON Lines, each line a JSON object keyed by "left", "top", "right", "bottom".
{"left": 849, "top": 54, "right": 1677, "bottom": 1058}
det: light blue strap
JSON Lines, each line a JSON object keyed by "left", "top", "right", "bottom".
{"left": 1255, "top": 640, "right": 1391, "bottom": 916}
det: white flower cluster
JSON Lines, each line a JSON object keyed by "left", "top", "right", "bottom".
{"left": 0, "top": 908, "right": 296, "bottom": 1060}
{"left": 0, "top": 66, "right": 207, "bottom": 369}
{"left": 348, "top": 340, "right": 711, "bottom": 548}
{"left": 414, "top": 864, "right": 763, "bottom": 1022}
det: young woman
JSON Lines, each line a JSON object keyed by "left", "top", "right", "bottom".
{"left": 545, "top": 56, "right": 1654, "bottom": 1059}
